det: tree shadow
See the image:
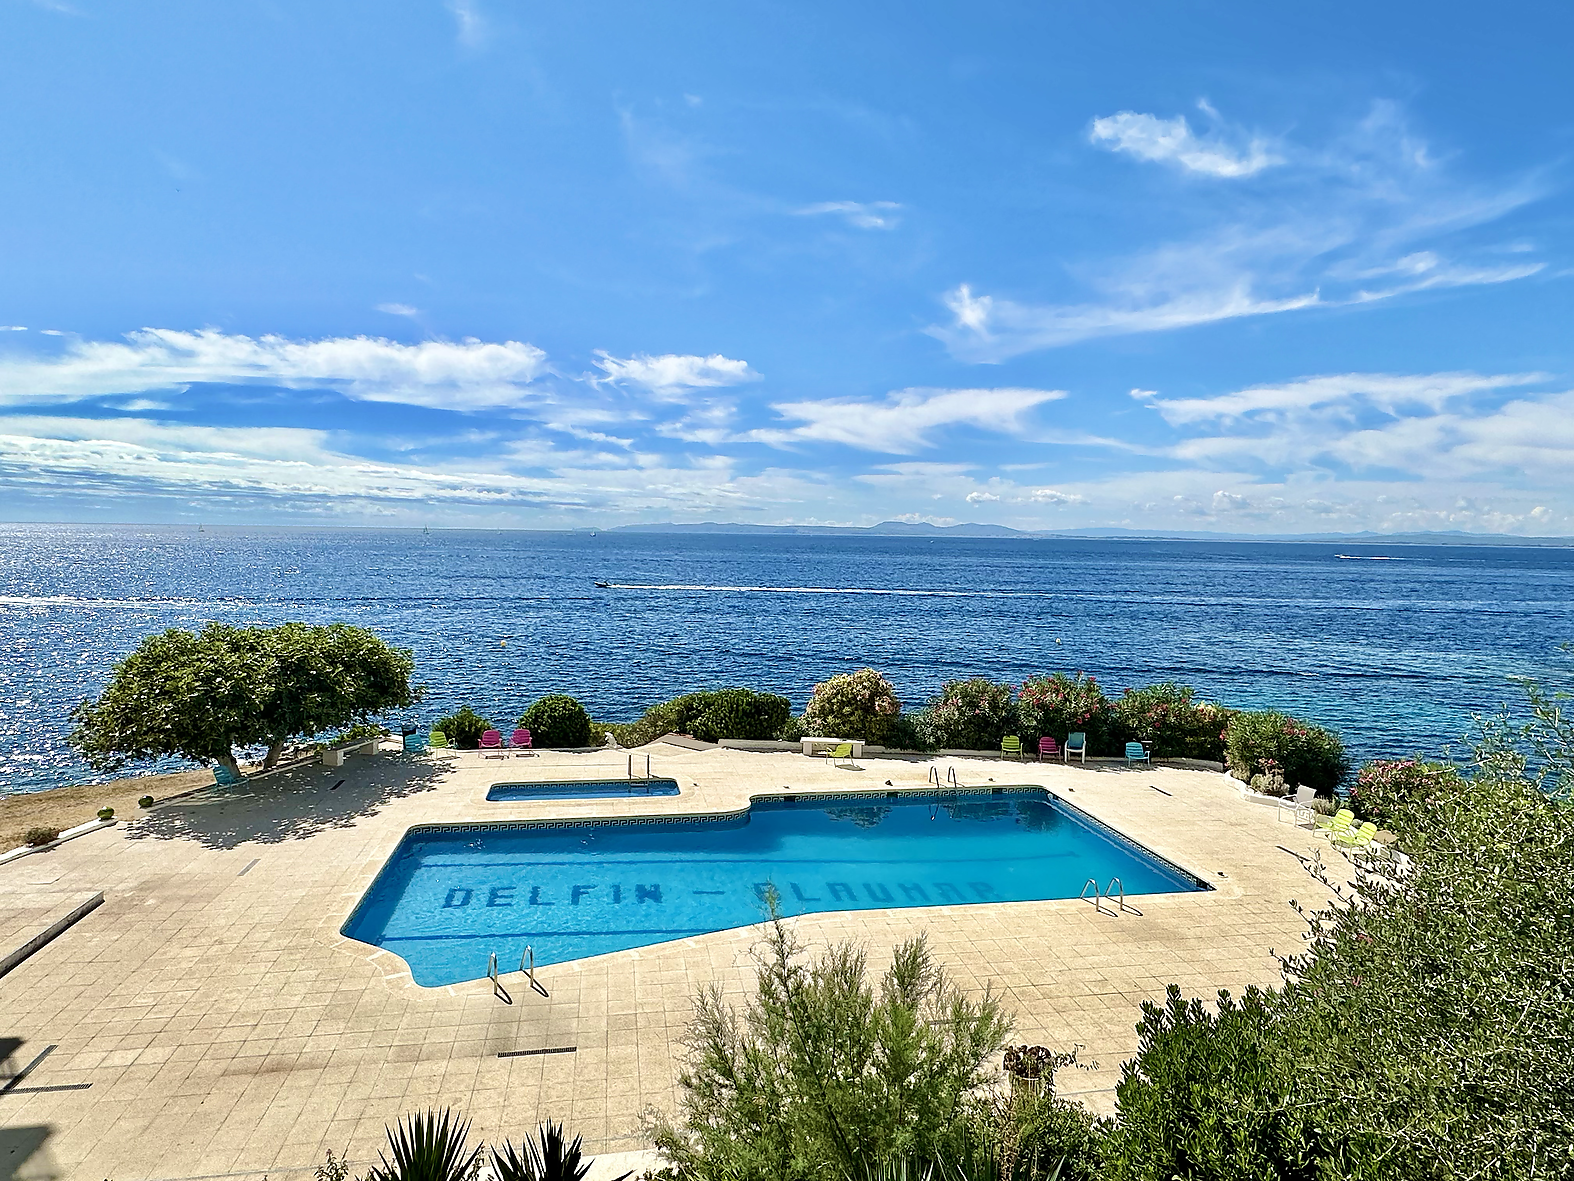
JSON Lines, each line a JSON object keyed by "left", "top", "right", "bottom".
{"left": 123, "top": 754, "right": 446, "bottom": 851}
{"left": 0, "top": 1124, "right": 54, "bottom": 1181}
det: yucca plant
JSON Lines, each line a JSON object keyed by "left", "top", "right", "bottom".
{"left": 366, "top": 1108, "right": 482, "bottom": 1181}
{"left": 490, "top": 1121, "right": 630, "bottom": 1181}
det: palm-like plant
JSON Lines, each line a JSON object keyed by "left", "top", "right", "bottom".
{"left": 366, "top": 1108, "right": 482, "bottom": 1181}
{"left": 490, "top": 1121, "right": 630, "bottom": 1181}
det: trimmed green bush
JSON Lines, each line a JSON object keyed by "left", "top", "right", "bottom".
{"left": 885, "top": 709, "right": 936, "bottom": 752}
{"left": 917, "top": 678, "right": 1017, "bottom": 750}
{"left": 97, "top": 807, "right": 115, "bottom": 821}
{"left": 601, "top": 689, "right": 795, "bottom": 748}
{"left": 433, "top": 706, "right": 490, "bottom": 749}
{"left": 138, "top": 794, "right": 155, "bottom": 808}
{"left": 802, "top": 667, "right": 901, "bottom": 744}
{"left": 1111, "top": 683, "right": 1233, "bottom": 761}
{"left": 1015, "top": 673, "right": 1113, "bottom": 753}
{"left": 518, "top": 694, "right": 593, "bottom": 748}
{"left": 1225, "top": 709, "right": 1348, "bottom": 792}
{"left": 1349, "top": 758, "right": 1468, "bottom": 827}
{"left": 25, "top": 826, "right": 60, "bottom": 847}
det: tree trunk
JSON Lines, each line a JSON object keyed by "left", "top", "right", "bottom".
{"left": 217, "top": 751, "right": 242, "bottom": 776}
{"left": 263, "top": 740, "right": 285, "bottom": 771}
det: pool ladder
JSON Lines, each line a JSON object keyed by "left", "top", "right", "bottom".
{"left": 927, "top": 766, "right": 960, "bottom": 819}
{"left": 628, "top": 753, "right": 652, "bottom": 780}
{"left": 1079, "top": 877, "right": 1143, "bottom": 917}
{"left": 488, "top": 946, "right": 550, "bottom": 1004}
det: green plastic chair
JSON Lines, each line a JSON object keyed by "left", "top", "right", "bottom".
{"left": 1335, "top": 820, "right": 1379, "bottom": 850}
{"left": 429, "top": 729, "right": 449, "bottom": 749}
{"left": 1001, "top": 735, "right": 1023, "bottom": 761}
{"left": 824, "top": 742, "right": 856, "bottom": 768}
{"left": 1323, "top": 808, "right": 1355, "bottom": 841}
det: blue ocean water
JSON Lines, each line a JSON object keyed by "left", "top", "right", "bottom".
{"left": 342, "top": 790, "right": 1202, "bottom": 986}
{"left": 2, "top": 523, "right": 1571, "bottom": 796}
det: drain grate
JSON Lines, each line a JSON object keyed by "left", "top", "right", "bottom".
{"left": 497, "top": 1046, "right": 577, "bottom": 1058}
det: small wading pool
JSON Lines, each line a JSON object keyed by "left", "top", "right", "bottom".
{"left": 486, "top": 778, "right": 681, "bottom": 801}
{"left": 343, "top": 789, "right": 1208, "bottom": 986}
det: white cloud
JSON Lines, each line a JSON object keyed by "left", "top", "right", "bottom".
{"left": 965, "top": 490, "right": 999, "bottom": 503}
{"left": 934, "top": 103, "right": 1547, "bottom": 362}
{"left": 446, "top": 0, "right": 486, "bottom": 47}
{"left": 593, "top": 351, "right": 759, "bottom": 397}
{"left": 1028, "top": 488, "right": 1085, "bottom": 505}
{"left": 1138, "top": 371, "right": 1542, "bottom": 426}
{"left": 377, "top": 303, "right": 422, "bottom": 317}
{"left": 1, "top": 326, "right": 25, "bottom": 332}
{"left": 795, "top": 200, "right": 903, "bottom": 229}
{"left": 1090, "top": 110, "right": 1280, "bottom": 178}
{"left": 0, "top": 328, "right": 550, "bottom": 410}
{"left": 751, "top": 387, "right": 1065, "bottom": 453}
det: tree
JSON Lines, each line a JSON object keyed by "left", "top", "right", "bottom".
{"left": 70, "top": 622, "right": 419, "bottom": 774}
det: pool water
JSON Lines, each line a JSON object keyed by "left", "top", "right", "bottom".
{"left": 342, "top": 790, "right": 1207, "bottom": 986}
{"left": 486, "top": 778, "right": 681, "bottom": 800}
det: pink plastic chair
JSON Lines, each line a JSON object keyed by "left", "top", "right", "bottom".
{"left": 510, "top": 728, "right": 532, "bottom": 755}
{"left": 479, "top": 729, "right": 504, "bottom": 756}
{"left": 1038, "top": 736, "right": 1059, "bottom": 761}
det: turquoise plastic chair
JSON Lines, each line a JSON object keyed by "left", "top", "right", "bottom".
{"left": 403, "top": 731, "right": 429, "bottom": 753}
{"left": 213, "top": 764, "right": 245, "bottom": 786}
{"left": 1063, "top": 733, "right": 1087, "bottom": 764}
{"left": 1125, "top": 741, "right": 1150, "bottom": 766}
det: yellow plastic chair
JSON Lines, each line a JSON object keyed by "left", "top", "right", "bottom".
{"left": 1001, "top": 735, "right": 1023, "bottom": 761}
{"left": 429, "top": 729, "right": 449, "bottom": 749}
{"left": 824, "top": 742, "right": 856, "bottom": 768}
{"left": 1323, "top": 808, "right": 1355, "bottom": 841}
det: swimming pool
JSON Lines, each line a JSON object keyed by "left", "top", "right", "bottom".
{"left": 486, "top": 778, "right": 681, "bottom": 801}
{"left": 342, "top": 789, "right": 1207, "bottom": 986}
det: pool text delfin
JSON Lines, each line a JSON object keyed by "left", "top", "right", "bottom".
{"left": 436, "top": 879, "right": 1004, "bottom": 910}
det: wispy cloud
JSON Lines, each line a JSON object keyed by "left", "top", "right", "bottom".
{"left": 0, "top": 328, "right": 551, "bottom": 410}
{"left": 445, "top": 0, "right": 486, "bottom": 48}
{"left": 795, "top": 200, "right": 903, "bottom": 229}
{"left": 1090, "top": 106, "right": 1280, "bottom": 178}
{"left": 750, "top": 387, "right": 1065, "bottom": 453}
{"left": 593, "top": 351, "right": 759, "bottom": 397}
{"left": 376, "top": 303, "right": 422, "bottom": 317}
{"left": 934, "top": 102, "right": 1547, "bottom": 362}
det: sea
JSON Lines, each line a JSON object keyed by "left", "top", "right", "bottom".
{"left": 1, "top": 523, "right": 1570, "bottom": 797}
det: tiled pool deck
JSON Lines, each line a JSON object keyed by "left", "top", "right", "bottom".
{"left": 1, "top": 742, "right": 1335, "bottom": 1181}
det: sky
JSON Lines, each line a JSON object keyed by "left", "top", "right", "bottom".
{"left": 1, "top": 0, "right": 1571, "bottom": 535}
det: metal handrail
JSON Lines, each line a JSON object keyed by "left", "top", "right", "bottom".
{"left": 946, "top": 766, "right": 960, "bottom": 788}
{"left": 1104, "top": 878, "right": 1143, "bottom": 916}
{"left": 1078, "top": 877, "right": 1111, "bottom": 916}
{"left": 488, "top": 952, "right": 512, "bottom": 1004}
{"left": 928, "top": 766, "right": 941, "bottom": 787}
{"left": 626, "top": 753, "right": 654, "bottom": 780}
{"left": 519, "top": 946, "right": 549, "bottom": 997}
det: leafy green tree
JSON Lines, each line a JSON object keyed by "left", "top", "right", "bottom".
{"left": 646, "top": 912, "right": 1011, "bottom": 1180}
{"left": 1224, "top": 710, "right": 1348, "bottom": 793}
{"left": 803, "top": 668, "right": 902, "bottom": 744}
{"left": 70, "top": 622, "right": 418, "bottom": 775}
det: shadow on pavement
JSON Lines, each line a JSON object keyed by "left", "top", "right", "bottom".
{"left": 123, "top": 754, "right": 445, "bottom": 851}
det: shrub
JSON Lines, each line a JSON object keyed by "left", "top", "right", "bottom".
{"left": 965, "top": 1084, "right": 1106, "bottom": 1181}
{"left": 605, "top": 689, "right": 795, "bottom": 748}
{"left": 646, "top": 914, "right": 1011, "bottom": 1178}
{"left": 1224, "top": 709, "right": 1348, "bottom": 793}
{"left": 327, "top": 721, "right": 389, "bottom": 747}
{"left": 518, "top": 694, "right": 593, "bottom": 748}
{"left": 1014, "top": 673, "right": 1113, "bottom": 753}
{"left": 1111, "top": 683, "right": 1233, "bottom": 761}
{"left": 25, "top": 826, "right": 60, "bottom": 847}
{"left": 1348, "top": 758, "right": 1467, "bottom": 827}
{"left": 778, "top": 713, "right": 808, "bottom": 743}
{"left": 1101, "top": 986, "right": 1304, "bottom": 1181}
{"left": 885, "top": 710, "right": 935, "bottom": 752}
{"left": 97, "top": 807, "right": 115, "bottom": 821}
{"left": 433, "top": 706, "right": 490, "bottom": 749}
{"left": 918, "top": 678, "right": 1018, "bottom": 750}
{"left": 138, "top": 794, "right": 155, "bottom": 808}
{"left": 802, "top": 667, "right": 901, "bottom": 744}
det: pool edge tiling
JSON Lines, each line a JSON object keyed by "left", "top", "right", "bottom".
{"left": 341, "top": 786, "right": 1212, "bottom": 987}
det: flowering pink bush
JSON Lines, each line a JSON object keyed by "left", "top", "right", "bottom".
{"left": 1016, "top": 672, "right": 1112, "bottom": 752}
{"left": 1111, "top": 683, "right": 1234, "bottom": 760}
{"left": 918, "top": 678, "right": 1017, "bottom": 750}
{"left": 1225, "top": 710, "right": 1348, "bottom": 793}
{"left": 803, "top": 668, "right": 901, "bottom": 743}
{"left": 1350, "top": 758, "right": 1467, "bottom": 826}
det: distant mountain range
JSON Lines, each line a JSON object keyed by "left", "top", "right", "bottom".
{"left": 607, "top": 521, "right": 1574, "bottom": 546}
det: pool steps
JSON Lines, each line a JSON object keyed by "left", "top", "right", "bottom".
{"left": 1078, "top": 877, "right": 1144, "bottom": 918}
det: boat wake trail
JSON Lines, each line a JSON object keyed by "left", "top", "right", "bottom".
{"left": 598, "top": 583, "right": 1052, "bottom": 598}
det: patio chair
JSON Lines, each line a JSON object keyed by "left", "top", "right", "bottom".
{"left": 1064, "top": 732, "right": 1087, "bottom": 764}
{"left": 1334, "top": 820, "right": 1379, "bottom": 851}
{"left": 1323, "top": 808, "right": 1356, "bottom": 842}
{"left": 213, "top": 764, "right": 245, "bottom": 786}
{"left": 825, "top": 742, "right": 857, "bottom": 768}
{"left": 510, "top": 727, "right": 533, "bottom": 755}
{"left": 403, "top": 731, "right": 429, "bottom": 753}
{"left": 1125, "top": 741, "right": 1150, "bottom": 766}
{"left": 1038, "top": 736, "right": 1059, "bottom": 761}
{"left": 1001, "top": 735, "right": 1024, "bottom": 761}
{"left": 429, "top": 729, "right": 449, "bottom": 749}
{"left": 480, "top": 729, "right": 505, "bottom": 757}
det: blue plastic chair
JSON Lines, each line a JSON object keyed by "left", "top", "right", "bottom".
{"left": 1125, "top": 741, "right": 1150, "bottom": 766}
{"left": 1063, "top": 732, "right": 1087, "bottom": 764}
{"left": 213, "top": 764, "right": 245, "bottom": 786}
{"left": 403, "top": 731, "right": 429, "bottom": 753}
